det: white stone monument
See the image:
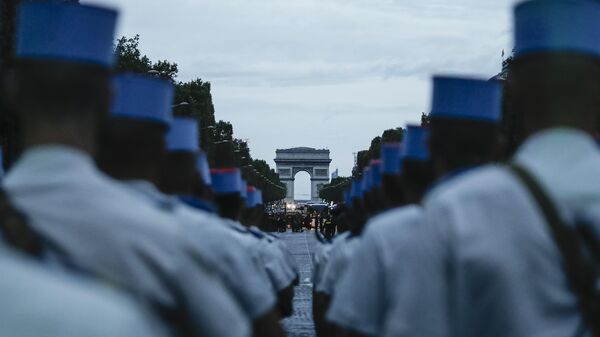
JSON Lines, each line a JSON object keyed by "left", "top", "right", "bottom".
{"left": 274, "top": 147, "right": 332, "bottom": 202}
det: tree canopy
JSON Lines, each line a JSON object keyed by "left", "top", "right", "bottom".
{"left": 320, "top": 127, "right": 405, "bottom": 202}
{"left": 114, "top": 34, "right": 286, "bottom": 202}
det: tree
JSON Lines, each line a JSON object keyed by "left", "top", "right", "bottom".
{"left": 113, "top": 35, "right": 286, "bottom": 202}
{"left": 173, "top": 79, "right": 217, "bottom": 156}
{"left": 319, "top": 177, "right": 352, "bottom": 203}
{"left": 245, "top": 159, "right": 286, "bottom": 202}
{"left": 367, "top": 136, "right": 382, "bottom": 161}
{"left": 350, "top": 127, "right": 405, "bottom": 178}
{"left": 381, "top": 127, "right": 404, "bottom": 143}
{"left": 209, "top": 122, "right": 286, "bottom": 202}
{"left": 352, "top": 150, "right": 370, "bottom": 177}
{"left": 114, "top": 35, "right": 178, "bottom": 81}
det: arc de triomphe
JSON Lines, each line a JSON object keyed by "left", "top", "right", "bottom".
{"left": 274, "top": 147, "right": 332, "bottom": 202}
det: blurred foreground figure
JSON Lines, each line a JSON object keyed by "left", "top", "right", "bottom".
{"left": 2, "top": 3, "right": 249, "bottom": 336}
{"left": 98, "top": 76, "right": 282, "bottom": 337}
{"left": 245, "top": 187, "right": 299, "bottom": 281}
{"left": 212, "top": 169, "right": 297, "bottom": 318}
{"left": 312, "top": 182, "right": 357, "bottom": 337}
{"left": 380, "top": 143, "right": 404, "bottom": 208}
{"left": 0, "top": 247, "right": 167, "bottom": 337}
{"left": 419, "top": 1, "right": 600, "bottom": 337}
{"left": 324, "top": 124, "right": 437, "bottom": 337}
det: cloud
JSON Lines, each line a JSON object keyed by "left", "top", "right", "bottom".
{"left": 87, "top": 0, "right": 520, "bottom": 176}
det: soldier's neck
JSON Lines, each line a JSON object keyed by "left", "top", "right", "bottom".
{"left": 23, "top": 126, "right": 96, "bottom": 158}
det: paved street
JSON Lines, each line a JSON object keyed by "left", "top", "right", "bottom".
{"left": 278, "top": 230, "right": 318, "bottom": 337}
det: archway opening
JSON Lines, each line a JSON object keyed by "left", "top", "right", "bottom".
{"left": 294, "top": 171, "right": 311, "bottom": 201}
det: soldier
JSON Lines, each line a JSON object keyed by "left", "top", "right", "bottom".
{"left": 313, "top": 178, "right": 366, "bottom": 337}
{"left": 380, "top": 143, "right": 404, "bottom": 207}
{"left": 326, "top": 75, "right": 506, "bottom": 337}
{"left": 244, "top": 187, "right": 300, "bottom": 288}
{"left": 97, "top": 76, "right": 284, "bottom": 337}
{"left": 324, "top": 125, "right": 432, "bottom": 337}
{"left": 0, "top": 247, "right": 168, "bottom": 337}
{"left": 2, "top": 3, "right": 249, "bottom": 336}
{"left": 323, "top": 212, "right": 336, "bottom": 240}
{"left": 418, "top": 1, "right": 600, "bottom": 336}
{"left": 192, "top": 150, "right": 218, "bottom": 213}
{"left": 366, "top": 159, "right": 386, "bottom": 214}
{"left": 241, "top": 185, "right": 262, "bottom": 228}
{"left": 211, "top": 169, "right": 297, "bottom": 318}
{"left": 360, "top": 167, "right": 374, "bottom": 216}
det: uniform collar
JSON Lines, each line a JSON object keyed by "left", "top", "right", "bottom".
{"left": 426, "top": 166, "right": 477, "bottom": 197}
{"left": 515, "top": 128, "right": 597, "bottom": 164}
{"left": 124, "top": 180, "right": 178, "bottom": 211}
{"left": 126, "top": 180, "right": 162, "bottom": 195}
{"left": 16, "top": 145, "right": 95, "bottom": 170}
{"left": 4, "top": 145, "right": 99, "bottom": 189}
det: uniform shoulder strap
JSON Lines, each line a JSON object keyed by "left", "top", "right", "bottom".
{"left": 508, "top": 163, "right": 600, "bottom": 337}
{"left": 0, "top": 189, "right": 45, "bottom": 258}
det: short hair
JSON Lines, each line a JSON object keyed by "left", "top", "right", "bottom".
{"left": 241, "top": 206, "right": 264, "bottom": 228}
{"left": 349, "top": 198, "right": 368, "bottom": 235}
{"left": 429, "top": 116, "right": 499, "bottom": 173}
{"left": 9, "top": 58, "right": 110, "bottom": 124}
{"left": 508, "top": 52, "right": 600, "bottom": 141}
{"left": 363, "top": 188, "right": 387, "bottom": 215}
{"left": 159, "top": 152, "right": 198, "bottom": 195}
{"left": 401, "top": 159, "right": 434, "bottom": 203}
{"left": 97, "top": 117, "right": 167, "bottom": 174}
{"left": 214, "top": 193, "right": 244, "bottom": 221}
{"left": 382, "top": 174, "right": 404, "bottom": 206}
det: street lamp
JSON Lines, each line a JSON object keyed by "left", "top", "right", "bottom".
{"left": 172, "top": 102, "right": 190, "bottom": 109}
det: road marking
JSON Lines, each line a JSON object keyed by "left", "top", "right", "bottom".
{"left": 303, "top": 231, "right": 314, "bottom": 271}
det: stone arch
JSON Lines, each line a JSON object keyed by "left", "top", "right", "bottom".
{"left": 274, "top": 147, "right": 332, "bottom": 202}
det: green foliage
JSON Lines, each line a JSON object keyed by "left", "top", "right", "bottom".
{"left": 173, "top": 79, "right": 217, "bottom": 156}
{"left": 352, "top": 150, "right": 370, "bottom": 177}
{"left": 175, "top": 80, "right": 216, "bottom": 127}
{"left": 113, "top": 35, "right": 286, "bottom": 202}
{"left": 381, "top": 127, "right": 404, "bottom": 143}
{"left": 321, "top": 127, "right": 405, "bottom": 202}
{"left": 153, "top": 60, "right": 178, "bottom": 81}
{"left": 114, "top": 35, "right": 178, "bottom": 80}
{"left": 349, "top": 127, "right": 406, "bottom": 179}
{"left": 214, "top": 120, "right": 234, "bottom": 143}
{"left": 114, "top": 35, "right": 151, "bottom": 74}
{"left": 319, "top": 177, "right": 352, "bottom": 203}
{"left": 245, "top": 159, "right": 287, "bottom": 202}
{"left": 368, "top": 136, "right": 382, "bottom": 161}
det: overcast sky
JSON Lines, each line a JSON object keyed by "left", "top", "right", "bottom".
{"left": 87, "top": 0, "right": 518, "bottom": 198}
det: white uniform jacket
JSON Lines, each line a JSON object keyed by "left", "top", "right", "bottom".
{"left": 0, "top": 247, "right": 168, "bottom": 337}
{"left": 3, "top": 146, "right": 249, "bottom": 337}
{"left": 420, "top": 128, "right": 600, "bottom": 337}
